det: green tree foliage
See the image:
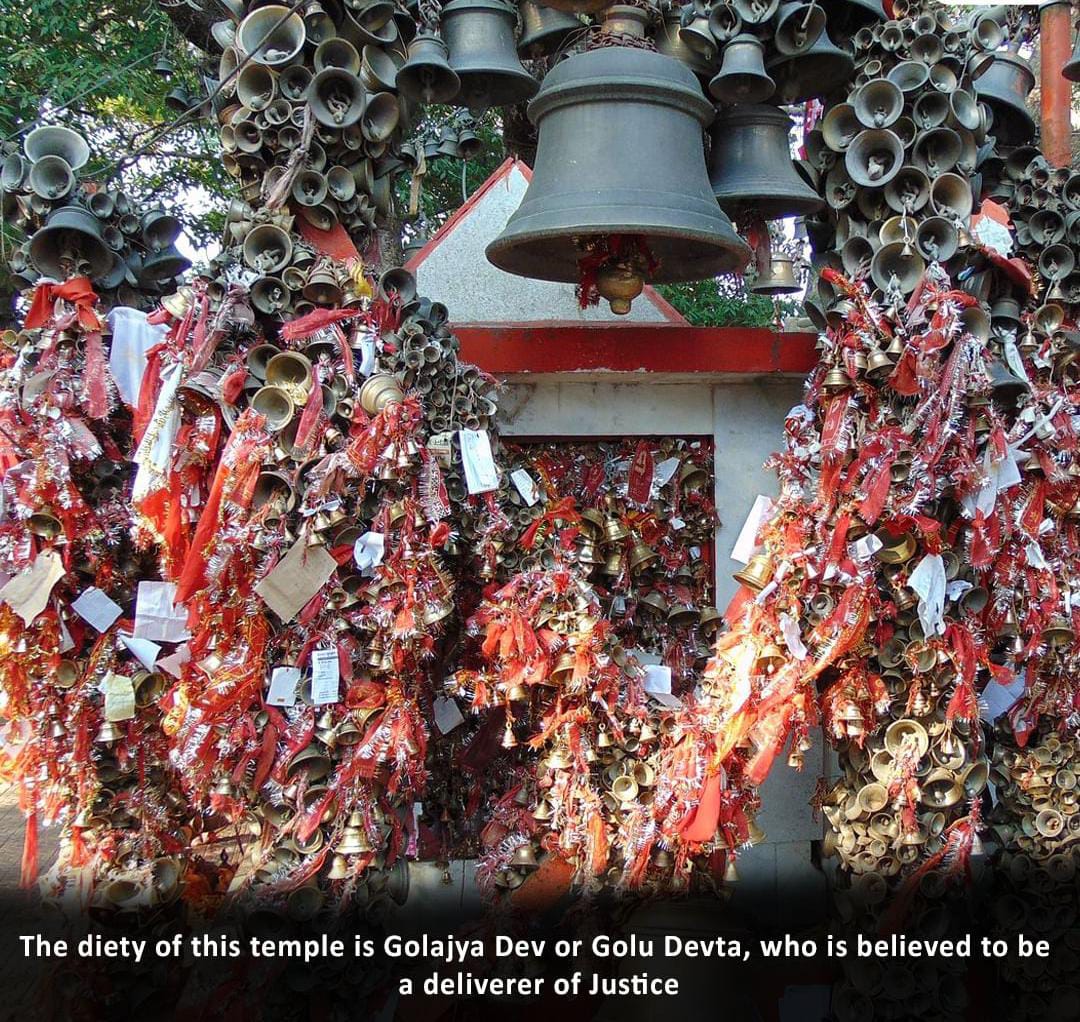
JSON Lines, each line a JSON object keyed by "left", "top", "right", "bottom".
{"left": 657, "top": 277, "right": 800, "bottom": 328}
{"left": 0, "top": 1, "right": 230, "bottom": 256}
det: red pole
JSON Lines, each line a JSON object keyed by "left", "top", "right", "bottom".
{"left": 1040, "top": 0, "right": 1074, "bottom": 167}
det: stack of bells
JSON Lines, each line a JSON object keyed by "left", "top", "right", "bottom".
{"left": 0, "top": 129, "right": 197, "bottom": 911}
{"left": 499, "top": 438, "right": 720, "bottom": 685}
{"left": 986, "top": 726, "right": 1080, "bottom": 1021}
{"left": 452, "top": 569, "right": 697, "bottom": 895}
{"left": 165, "top": 255, "right": 506, "bottom": 914}
{"left": 156, "top": 5, "right": 515, "bottom": 918}
{"left": 1, "top": 124, "right": 191, "bottom": 308}
{"left": 805, "top": 1, "right": 1038, "bottom": 339}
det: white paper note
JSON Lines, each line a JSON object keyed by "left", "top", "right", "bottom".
{"left": 266, "top": 666, "right": 301, "bottom": 707}
{"left": 654, "top": 458, "right": 682, "bottom": 487}
{"left": 980, "top": 672, "right": 1026, "bottom": 723}
{"left": 730, "top": 495, "right": 774, "bottom": 563}
{"left": 102, "top": 672, "right": 136, "bottom": 722}
{"left": 643, "top": 664, "right": 672, "bottom": 696}
{"left": 0, "top": 550, "right": 65, "bottom": 626}
{"left": 310, "top": 647, "right": 340, "bottom": 705}
{"left": 510, "top": 469, "right": 539, "bottom": 506}
{"left": 434, "top": 695, "right": 465, "bottom": 734}
{"left": 71, "top": 587, "right": 123, "bottom": 632}
{"left": 119, "top": 633, "right": 161, "bottom": 671}
{"left": 353, "top": 531, "right": 385, "bottom": 573}
{"left": 459, "top": 428, "right": 499, "bottom": 494}
{"left": 908, "top": 553, "right": 946, "bottom": 638}
{"left": 133, "top": 581, "right": 190, "bottom": 643}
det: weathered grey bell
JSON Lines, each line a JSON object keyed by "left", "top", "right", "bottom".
{"left": 29, "top": 205, "right": 111, "bottom": 280}
{"left": 360, "top": 46, "right": 398, "bottom": 91}
{"left": 768, "top": 25, "right": 852, "bottom": 104}
{"left": 243, "top": 223, "right": 293, "bottom": 273}
{"left": 709, "top": 103, "right": 823, "bottom": 221}
{"left": 775, "top": 2, "right": 825, "bottom": 55}
{"left": 970, "top": 12, "right": 1005, "bottom": 53}
{"left": 821, "top": 102, "right": 860, "bottom": 152}
{"left": 27, "top": 155, "right": 74, "bottom": 200}
{"left": 915, "top": 216, "right": 958, "bottom": 262}
{"left": 236, "top": 4, "right": 306, "bottom": 66}
{"left": 975, "top": 52, "right": 1036, "bottom": 145}
{"left": 487, "top": 47, "right": 750, "bottom": 291}
{"left": 853, "top": 78, "right": 903, "bottom": 129}
{"left": 1039, "top": 243, "right": 1075, "bottom": 281}
{"left": 396, "top": 31, "right": 460, "bottom": 104}
{"left": 930, "top": 172, "right": 973, "bottom": 222}
{"left": 310, "top": 68, "right": 368, "bottom": 127}
{"left": 23, "top": 125, "right": 90, "bottom": 170}
{"left": 362, "top": 92, "right": 400, "bottom": 143}
{"left": 845, "top": 129, "right": 903, "bottom": 187}
{"left": 871, "top": 240, "right": 924, "bottom": 295}
{"left": 912, "top": 127, "right": 962, "bottom": 176}
{"left": 441, "top": 0, "right": 538, "bottom": 114}
{"left": 885, "top": 164, "right": 930, "bottom": 213}
{"left": 656, "top": 6, "right": 713, "bottom": 75}
{"left": 751, "top": 252, "right": 799, "bottom": 295}
{"left": 0, "top": 152, "right": 28, "bottom": 191}
{"left": 237, "top": 63, "right": 277, "bottom": 110}
{"left": 1064, "top": 28, "right": 1080, "bottom": 82}
{"left": 709, "top": 35, "right": 774, "bottom": 104}
{"left": 912, "top": 90, "right": 948, "bottom": 130}
{"left": 988, "top": 359, "right": 1029, "bottom": 403}
{"left": 887, "top": 59, "right": 929, "bottom": 94}
{"left": 315, "top": 37, "right": 362, "bottom": 75}
{"left": 141, "top": 244, "right": 190, "bottom": 282}
{"left": 292, "top": 169, "right": 328, "bottom": 207}
{"left": 517, "top": 0, "right": 580, "bottom": 58}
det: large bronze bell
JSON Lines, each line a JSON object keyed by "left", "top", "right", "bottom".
{"left": 23, "top": 124, "right": 90, "bottom": 170}
{"left": 1064, "top": 28, "right": 1080, "bottom": 82}
{"left": 709, "top": 104, "right": 823, "bottom": 221}
{"left": 517, "top": 0, "right": 580, "bottom": 58}
{"left": 396, "top": 31, "right": 461, "bottom": 104}
{"left": 975, "top": 52, "right": 1036, "bottom": 145}
{"left": 487, "top": 47, "right": 750, "bottom": 292}
{"left": 440, "top": 0, "right": 538, "bottom": 114}
{"left": 29, "top": 205, "right": 112, "bottom": 281}
{"left": 709, "top": 35, "right": 775, "bottom": 105}
{"left": 768, "top": 25, "right": 853, "bottom": 104}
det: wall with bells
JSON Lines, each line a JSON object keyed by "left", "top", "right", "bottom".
{"left": 386, "top": 338, "right": 828, "bottom": 930}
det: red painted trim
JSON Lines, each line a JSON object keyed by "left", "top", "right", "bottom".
{"left": 405, "top": 157, "right": 687, "bottom": 324}
{"left": 456, "top": 323, "right": 817, "bottom": 375}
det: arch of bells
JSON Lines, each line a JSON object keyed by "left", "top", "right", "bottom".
{"left": 1, "top": 0, "right": 1079, "bottom": 1015}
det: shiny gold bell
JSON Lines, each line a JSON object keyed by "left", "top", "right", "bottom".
{"left": 733, "top": 552, "right": 774, "bottom": 591}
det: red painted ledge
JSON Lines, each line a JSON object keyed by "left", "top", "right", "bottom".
{"left": 455, "top": 322, "right": 818, "bottom": 376}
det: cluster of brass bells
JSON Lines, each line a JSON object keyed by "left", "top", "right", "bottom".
{"left": 804, "top": 3, "right": 1016, "bottom": 314}
{"left": 2, "top": 124, "right": 190, "bottom": 301}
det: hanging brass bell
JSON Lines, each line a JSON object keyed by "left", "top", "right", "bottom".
{"left": 29, "top": 206, "right": 112, "bottom": 281}
{"left": 853, "top": 77, "right": 903, "bottom": 129}
{"left": 236, "top": 4, "right": 306, "bottom": 67}
{"left": 629, "top": 540, "right": 658, "bottom": 575}
{"left": 768, "top": 25, "right": 853, "bottom": 104}
{"left": 396, "top": 31, "right": 460, "bottom": 104}
{"left": 440, "top": 0, "right": 537, "bottom": 114}
{"left": 359, "top": 372, "right": 404, "bottom": 414}
{"left": 517, "top": 0, "right": 580, "bottom": 58}
{"left": 754, "top": 642, "right": 785, "bottom": 675}
{"left": 846, "top": 129, "right": 904, "bottom": 187}
{"left": 751, "top": 253, "right": 799, "bottom": 296}
{"left": 27, "top": 156, "right": 74, "bottom": 201}
{"left": 775, "top": 2, "right": 825, "bottom": 56}
{"left": 975, "top": 52, "right": 1036, "bottom": 145}
{"left": 709, "top": 35, "right": 775, "bottom": 105}
{"left": 310, "top": 68, "right": 368, "bottom": 128}
{"left": 870, "top": 241, "right": 925, "bottom": 296}
{"left": 733, "top": 552, "right": 774, "bottom": 591}
{"left": 709, "top": 104, "right": 823, "bottom": 221}
{"left": 511, "top": 843, "right": 539, "bottom": 869}
{"left": 487, "top": 47, "right": 750, "bottom": 293}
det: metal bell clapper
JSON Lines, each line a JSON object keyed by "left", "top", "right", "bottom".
{"left": 488, "top": 46, "right": 750, "bottom": 303}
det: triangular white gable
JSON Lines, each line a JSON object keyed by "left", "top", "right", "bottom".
{"left": 407, "top": 160, "right": 685, "bottom": 325}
